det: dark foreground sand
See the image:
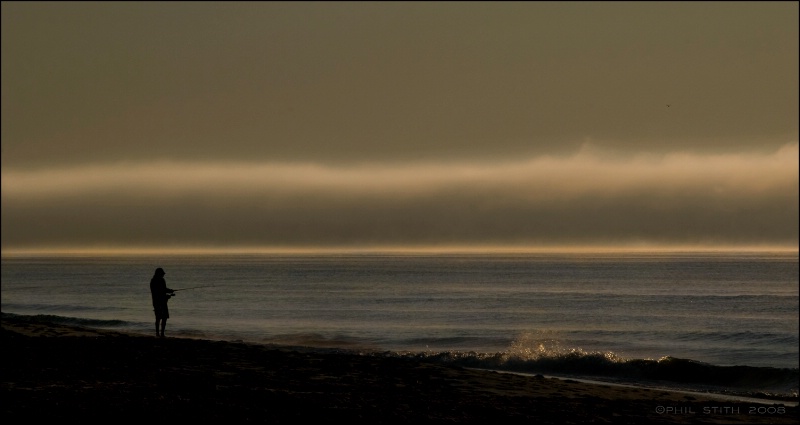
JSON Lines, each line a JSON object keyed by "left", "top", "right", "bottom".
{"left": 2, "top": 315, "right": 797, "bottom": 424}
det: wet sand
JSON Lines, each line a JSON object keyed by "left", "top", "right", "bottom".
{"left": 2, "top": 315, "right": 796, "bottom": 424}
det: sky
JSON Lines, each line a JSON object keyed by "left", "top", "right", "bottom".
{"left": 1, "top": 1, "right": 798, "bottom": 254}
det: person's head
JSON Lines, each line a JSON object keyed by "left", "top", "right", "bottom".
{"left": 154, "top": 267, "right": 165, "bottom": 277}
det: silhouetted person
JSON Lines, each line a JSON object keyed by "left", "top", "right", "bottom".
{"left": 149, "top": 267, "right": 174, "bottom": 337}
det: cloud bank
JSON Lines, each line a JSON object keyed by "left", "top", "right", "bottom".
{"left": 3, "top": 143, "right": 797, "bottom": 252}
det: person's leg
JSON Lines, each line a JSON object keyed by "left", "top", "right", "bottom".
{"left": 155, "top": 318, "right": 160, "bottom": 336}
{"left": 160, "top": 318, "right": 167, "bottom": 337}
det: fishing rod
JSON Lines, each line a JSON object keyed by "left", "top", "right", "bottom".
{"left": 171, "top": 285, "right": 216, "bottom": 292}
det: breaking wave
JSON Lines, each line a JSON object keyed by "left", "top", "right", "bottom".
{"left": 385, "top": 335, "right": 799, "bottom": 400}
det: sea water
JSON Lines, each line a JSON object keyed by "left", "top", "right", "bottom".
{"left": 2, "top": 252, "right": 797, "bottom": 397}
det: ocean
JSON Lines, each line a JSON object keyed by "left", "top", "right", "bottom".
{"left": 2, "top": 252, "right": 798, "bottom": 399}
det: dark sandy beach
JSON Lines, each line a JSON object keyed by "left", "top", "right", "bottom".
{"left": 2, "top": 315, "right": 796, "bottom": 424}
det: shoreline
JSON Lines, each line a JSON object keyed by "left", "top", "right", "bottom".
{"left": 482, "top": 370, "right": 799, "bottom": 407}
{"left": 2, "top": 314, "right": 797, "bottom": 423}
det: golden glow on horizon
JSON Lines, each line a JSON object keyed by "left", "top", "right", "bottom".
{"left": 2, "top": 243, "right": 797, "bottom": 258}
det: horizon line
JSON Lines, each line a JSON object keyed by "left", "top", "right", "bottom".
{"left": 2, "top": 243, "right": 797, "bottom": 257}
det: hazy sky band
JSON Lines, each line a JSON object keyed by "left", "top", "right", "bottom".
{"left": 3, "top": 143, "right": 797, "bottom": 249}
{"left": 3, "top": 143, "right": 797, "bottom": 198}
